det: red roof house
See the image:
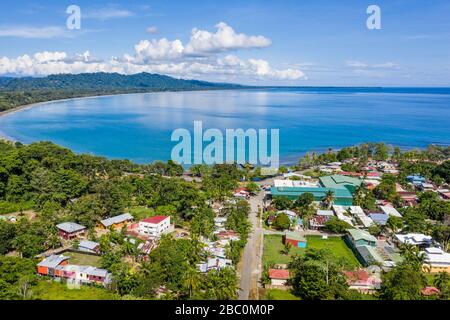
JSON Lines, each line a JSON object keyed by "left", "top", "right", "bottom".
{"left": 268, "top": 269, "right": 290, "bottom": 286}
{"left": 141, "top": 215, "right": 169, "bottom": 224}
{"left": 421, "top": 286, "right": 440, "bottom": 296}
{"left": 344, "top": 270, "right": 382, "bottom": 293}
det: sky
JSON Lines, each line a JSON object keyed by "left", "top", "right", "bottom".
{"left": 0, "top": 0, "right": 450, "bottom": 86}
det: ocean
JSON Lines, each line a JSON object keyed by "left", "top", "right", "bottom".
{"left": 0, "top": 87, "right": 449, "bottom": 165}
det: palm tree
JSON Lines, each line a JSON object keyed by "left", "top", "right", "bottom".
{"left": 399, "top": 243, "right": 428, "bottom": 271}
{"left": 433, "top": 272, "right": 450, "bottom": 297}
{"left": 205, "top": 268, "right": 238, "bottom": 300}
{"left": 281, "top": 242, "right": 292, "bottom": 255}
{"left": 323, "top": 190, "right": 335, "bottom": 209}
{"left": 183, "top": 264, "right": 202, "bottom": 299}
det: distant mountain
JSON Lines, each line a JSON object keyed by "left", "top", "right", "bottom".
{"left": 0, "top": 72, "right": 245, "bottom": 112}
{"left": 0, "top": 72, "right": 243, "bottom": 91}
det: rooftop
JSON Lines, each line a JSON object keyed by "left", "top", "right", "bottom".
{"left": 319, "top": 174, "right": 362, "bottom": 190}
{"left": 100, "top": 213, "right": 133, "bottom": 227}
{"left": 284, "top": 231, "right": 306, "bottom": 242}
{"left": 395, "top": 233, "right": 433, "bottom": 245}
{"left": 79, "top": 240, "right": 100, "bottom": 250}
{"left": 380, "top": 205, "right": 402, "bottom": 218}
{"left": 271, "top": 187, "right": 353, "bottom": 198}
{"left": 348, "top": 229, "right": 377, "bottom": 243}
{"left": 369, "top": 213, "right": 389, "bottom": 226}
{"left": 268, "top": 269, "right": 290, "bottom": 280}
{"left": 38, "top": 255, "right": 69, "bottom": 269}
{"left": 356, "top": 245, "right": 384, "bottom": 265}
{"left": 141, "top": 215, "right": 170, "bottom": 224}
{"left": 56, "top": 222, "right": 86, "bottom": 233}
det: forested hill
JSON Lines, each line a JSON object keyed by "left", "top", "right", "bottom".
{"left": 0, "top": 72, "right": 243, "bottom": 112}
{"left": 0, "top": 72, "right": 241, "bottom": 91}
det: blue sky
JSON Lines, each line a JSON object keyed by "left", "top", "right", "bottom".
{"left": 0, "top": 0, "right": 449, "bottom": 86}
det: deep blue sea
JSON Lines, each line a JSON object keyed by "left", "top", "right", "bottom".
{"left": 0, "top": 88, "right": 449, "bottom": 165}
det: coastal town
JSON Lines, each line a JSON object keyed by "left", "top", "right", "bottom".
{"left": 0, "top": 140, "right": 449, "bottom": 300}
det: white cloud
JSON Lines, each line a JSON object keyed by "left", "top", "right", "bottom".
{"left": 346, "top": 60, "right": 399, "bottom": 69}
{"left": 0, "top": 26, "right": 66, "bottom": 39}
{"left": 33, "top": 51, "right": 67, "bottom": 63}
{"left": 184, "top": 22, "right": 272, "bottom": 54}
{"left": 83, "top": 8, "right": 134, "bottom": 20}
{"left": 134, "top": 39, "right": 184, "bottom": 61}
{"left": 132, "top": 22, "right": 272, "bottom": 61}
{"left": 0, "top": 22, "right": 305, "bottom": 82}
{"left": 146, "top": 26, "right": 158, "bottom": 34}
{"left": 0, "top": 51, "right": 305, "bottom": 81}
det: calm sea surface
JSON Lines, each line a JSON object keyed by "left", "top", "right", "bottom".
{"left": 0, "top": 88, "right": 449, "bottom": 165}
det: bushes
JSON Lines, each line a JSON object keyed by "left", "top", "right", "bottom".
{"left": 0, "top": 200, "right": 34, "bottom": 214}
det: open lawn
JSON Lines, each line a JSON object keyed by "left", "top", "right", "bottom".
{"left": 32, "top": 280, "right": 119, "bottom": 300}
{"left": 64, "top": 251, "right": 102, "bottom": 267}
{"left": 263, "top": 234, "right": 361, "bottom": 267}
{"left": 262, "top": 289, "right": 300, "bottom": 300}
{"left": 129, "top": 206, "right": 154, "bottom": 220}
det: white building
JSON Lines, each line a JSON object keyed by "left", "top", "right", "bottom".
{"left": 138, "top": 216, "right": 171, "bottom": 238}
{"left": 422, "top": 247, "right": 450, "bottom": 273}
{"left": 198, "top": 258, "right": 233, "bottom": 273}
{"left": 349, "top": 206, "right": 374, "bottom": 228}
{"left": 273, "top": 179, "right": 319, "bottom": 188}
{"left": 332, "top": 205, "right": 354, "bottom": 226}
{"left": 380, "top": 205, "right": 403, "bottom": 218}
{"left": 395, "top": 233, "right": 433, "bottom": 246}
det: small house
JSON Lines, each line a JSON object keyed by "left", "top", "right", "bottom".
{"left": 344, "top": 269, "right": 382, "bottom": 293}
{"left": 406, "top": 175, "right": 426, "bottom": 185}
{"left": 283, "top": 231, "right": 307, "bottom": 248}
{"left": 37, "top": 255, "right": 70, "bottom": 276}
{"left": 422, "top": 247, "right": 450, "bottom": 273}
{"left": 395, "top": 233, "right": 433, "bottom": 248}
{"left": 56, "top": 222, "right": 86, "bottom": 240}
{"left": 78, "top": 240, "right": 100, "bottom": 254}
{"left": 268, "top": 269, "right": 290, "bottom": 286}
{"left": 198, "top": 258, "right": 233, "bottom": 273}
{"left": 368, "top": 213, "right": 389, "bottom": 226}
{"left": 99, "top": 213, "right": 134, "bottom": 229}
{"left": 380, "top": 205, "right": 402, "bottom": 218}
{"left": 421, "top": 286, "right": 441, "bottom": 297}
{"left": 346, "top": 229, "right": 377, "bottom": 247}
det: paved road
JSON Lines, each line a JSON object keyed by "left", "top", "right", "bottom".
{"left": 238, "top": 190, "right": 264, "bottom": 300}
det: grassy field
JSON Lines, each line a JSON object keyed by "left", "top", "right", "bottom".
{"left": 64, "top": 252, "right": 102, "bottom": 267}
{"left": 32, "top": 280, "right": 119, "bottom": 300}
{"left": 263, "top": 234, "right": 361, "bottom": 267}
{"left": 129, "top": 206, "right": 154, "bottom": 220}
{"left": 262, "top": 289, "right": 300, "bottom": 300}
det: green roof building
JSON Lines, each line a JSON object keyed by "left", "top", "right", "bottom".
{"left": 270, "top": 174, "right": 362, "bottom": 206}
{"left": 356, "top": 245, "right": 384, "bottom": 266}
{"left": 346, "top": 229, "right": 377, "bottom": 247}
{"left": 319, "top": 175, "right": 362, "bottom": 194}
{"left": 270, "top": 186, "right": 353, "bottom": 205}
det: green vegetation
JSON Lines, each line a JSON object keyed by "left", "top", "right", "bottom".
{"left": 263, "top": 289, "right": 300, "bottom": 300}
{"left": 0, "top": 72, "right": 241, "bottom": 112}
{"left": 263, "top": 234, "right": 360, "bottom": 267}
{"left": 272, "top": 213, "right": 291, "bottom": 230}
{"left": 32, "top": 280, "right": 120, "bottom": 300}
{"left": 64, "top": 252, "right": 102, "bottom": 267}
{"left": 0, "top": 140, "right": 250, "bottom": 300}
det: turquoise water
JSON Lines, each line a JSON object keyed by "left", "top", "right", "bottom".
{"left": 0, "top": 88, "right": 449, "bottom": 165}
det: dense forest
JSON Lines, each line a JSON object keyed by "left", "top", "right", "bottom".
{"left": 0, "top": 72, "right": 242, "bottom": 112}
{"left": 0, "top": 140, "right": 253, "bottom": 299}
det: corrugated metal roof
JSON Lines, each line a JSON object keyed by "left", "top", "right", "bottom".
{"left": 100, "top": 213, "right": 133, "bottom": 227}
{"left": 79, "top": 240, "right": 100, "bottom": 250}
{"left": 56, "top": 222, "right": 86, "bottom": 233}
{"left": 38, "top": 255, "right": 69, "bottom": 268}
